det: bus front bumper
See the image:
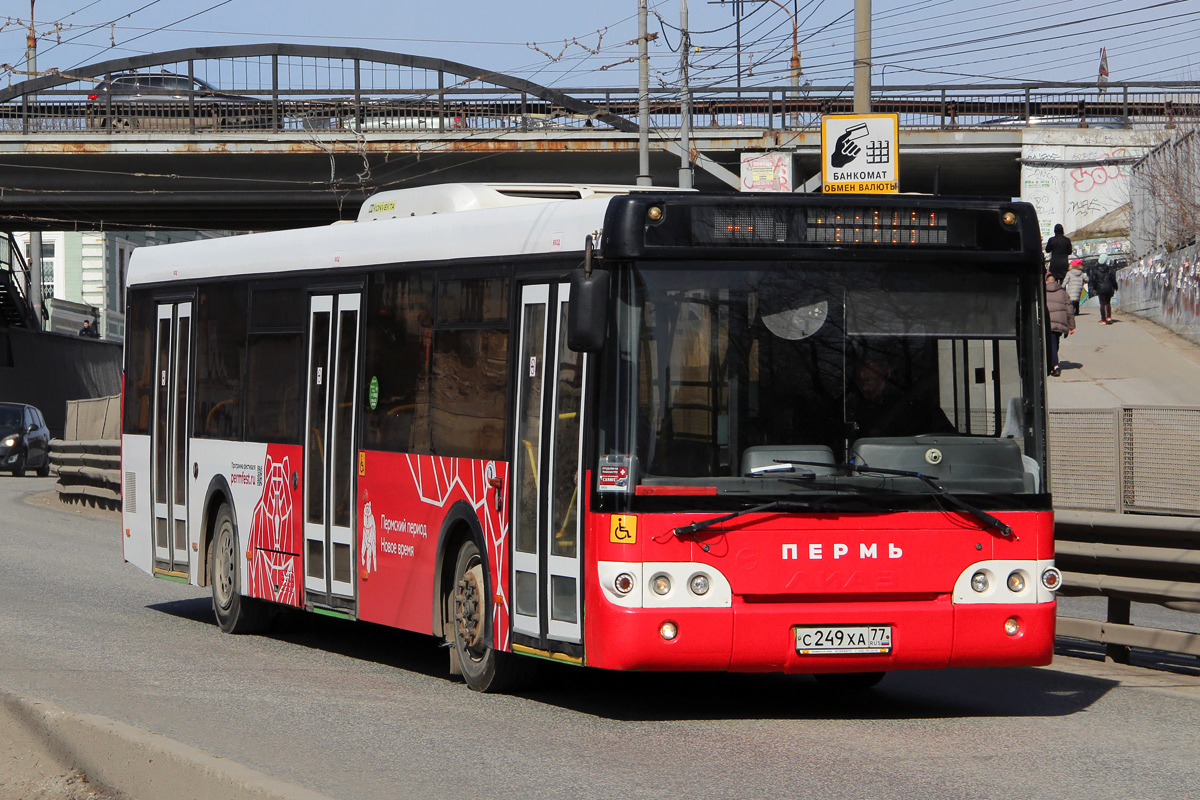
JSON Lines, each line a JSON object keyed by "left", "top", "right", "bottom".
{"left": 582, "top": 597, "right": 1056, "bottom": 674}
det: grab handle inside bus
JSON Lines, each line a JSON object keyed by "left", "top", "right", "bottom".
{"left": 568, "top": 234, "right": 609, "bottom": 352}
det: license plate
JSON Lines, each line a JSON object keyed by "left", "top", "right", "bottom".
{"left": 795, "top": 625, "right": 892, "bottom": 655}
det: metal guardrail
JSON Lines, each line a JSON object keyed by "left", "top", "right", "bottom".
{"left": 1050, "top": 408, "right": 1200, "bottom": 662}
{"left": 1055, "top": 511, "right": 1200, "bottom": 662}
{"left": 52, "top": 396, "right": 120, "bottom": 511}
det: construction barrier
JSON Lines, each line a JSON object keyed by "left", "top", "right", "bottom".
{"left": 51, "top": 396, "right": 120, "bottom": 510}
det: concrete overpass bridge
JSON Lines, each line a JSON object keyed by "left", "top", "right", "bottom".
{"left": 0, "top": 44, "right": 1194, "bottom": 230}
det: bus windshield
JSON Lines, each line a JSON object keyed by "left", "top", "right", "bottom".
{"left": 598, "top": 259, "right": 1044, "bottom": 497}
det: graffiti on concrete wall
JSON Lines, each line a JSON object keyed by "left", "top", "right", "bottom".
{"left": 1020, "top": 132, "right": 1147, "bottom": 241}
{"left": 1118, "top": 248, "right": 1200, "bottom": 345}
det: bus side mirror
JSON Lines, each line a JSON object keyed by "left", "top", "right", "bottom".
{"left": 568, "top": 266, "right": 609, "bottom": 353}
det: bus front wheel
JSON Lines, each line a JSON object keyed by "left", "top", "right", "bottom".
{"left": 452, "top": 539, "right": 525, "bottom": 693}
{"left": 210, "top": 502, "right": 271, "bottom": 634}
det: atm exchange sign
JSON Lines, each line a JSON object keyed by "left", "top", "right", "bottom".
{"left": 821, "top": 114, "right": 899, "bottom": 194}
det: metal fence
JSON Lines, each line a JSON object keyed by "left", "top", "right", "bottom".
{"left": 51, "top": 395, "right": 120, "bottom": 510}
{"left": 1050, "top": 406, "right": 1200, "bottom": 661}
{"left": 1050, "top": 406, "right": 1200, "bottom": 515}
{"left": 2, "top": 44, "right": 1199, "bottom": 135}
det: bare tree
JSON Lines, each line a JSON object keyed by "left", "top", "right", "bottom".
{"left": 1131, "top": 126, "right": 1200, "bottom": 255}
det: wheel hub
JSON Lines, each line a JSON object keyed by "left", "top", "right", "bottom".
{"left": 455, "top": 565, "right": 485, "bottom": 652}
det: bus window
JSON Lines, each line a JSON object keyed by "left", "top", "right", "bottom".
{"left": 244, "top": 286, "right": 305, "bottom": 444}
{"left": 245, "top": 333, "right": 304, "bottom": 443}
{"left": 430, "top": 329, "right": 507, "bottom": 459}
{"left": 438, "top": 276, "right": 508, "bottom": 323}
{"left": 193, "top": 284, "right": 246, "bottom": 440}
{"left": 123, "top": 289, "right": 155, "bottom": 435}
{"left": 603, "top": 260, "right": 1035, "bottom": 491}
{"left": 363, "top": 271, "right": 434, "bottom": 453}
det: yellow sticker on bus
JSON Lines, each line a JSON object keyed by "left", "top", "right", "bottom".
{"left": 610, "top": 515, "right": 637, "bottom": 544}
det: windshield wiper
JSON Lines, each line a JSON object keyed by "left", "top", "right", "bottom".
{"left": 745, "top": 463, "right": 815, "bottom": 478}
{"left": 775, "top": 460, "right": 1016, "bottom": 539}
{"left": 672, "top": 501, "right": 819, "bottom": 551}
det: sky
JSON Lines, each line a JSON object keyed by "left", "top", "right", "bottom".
{"left": 1, "top": 0, "right": 1197, "bottom": 92}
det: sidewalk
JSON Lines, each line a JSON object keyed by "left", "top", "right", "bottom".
{"left": 0, "top": 688, "right": 336, "bottom": 800}
{"left": 1049, "top": 296, "right": 1200, "bottom": 409}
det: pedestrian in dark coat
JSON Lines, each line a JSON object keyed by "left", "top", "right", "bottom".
{"left": 1045, "top": 272, "right": 1075, "bottom": 377}
{"left": 1045, "top": 224, "right": 1073, "bottom": 283}
{"left": 1089, "top": 257, "right": 1120, "bottom": 324}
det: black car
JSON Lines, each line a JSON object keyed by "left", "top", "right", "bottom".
{"left": 86, "top": 72, "right": 271, "bottom": 130}
{"left": 0, "top": 402, "right": 51, "bottom": 477}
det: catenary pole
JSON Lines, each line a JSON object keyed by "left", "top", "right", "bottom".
{"left": 27, "top": 0, "right": 43, "bottom": 328}
{"left": 637, "top": 0, "right": 652, "bottom": 185}
{"left": 853, "top": 0, "right": 871, "bottom": 114}
{"left": 679, "top": 0, "right": 692, "bottom": 189}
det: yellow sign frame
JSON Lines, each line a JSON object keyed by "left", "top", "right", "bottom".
{"left": 820, "top": 113, "right": 900, "bottom": 194}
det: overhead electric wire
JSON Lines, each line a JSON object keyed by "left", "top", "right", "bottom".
{"left": 753, "top": 1, "right": 1200, "bottom": 84}
{"left": 66, "top": 0, "right": 235, "bottom": 71}
{"left": 19, "top": 0, "right": 168, "bottom": 67}
{"left": 868, "top": 17, "right": 1200, "bottom": 85}
{"left": 704, "top": 0, "right": 1189, "bottom": 88}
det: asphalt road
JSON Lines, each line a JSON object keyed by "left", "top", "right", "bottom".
{"left": 2, "top": 476, "right": 1200, "bottom": 800}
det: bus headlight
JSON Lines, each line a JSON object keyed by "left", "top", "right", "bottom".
{"left": 613, "top": 573, "right": 635, "bottom": 595}
{"left": 971, "top": 571, "right": 989, "bottom": 593}
{"left": 689, "top": 573, "right": 710, "bottom": 596}
{"left": 1007, "top": 571, "right": 1026, "bottom": 593}
{"left": 651, "top": 574, "right": 672, "bottom": 596}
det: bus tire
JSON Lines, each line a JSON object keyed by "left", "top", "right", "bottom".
{"left": 814, "top": 671, "right": 886, "bottom": 690}
{"left": 210, "top": 502, "right": 271, "bottom": 634}
{"left": 452, "top": 539, "right": 524, "bottom": 693}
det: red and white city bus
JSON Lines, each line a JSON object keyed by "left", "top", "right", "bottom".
{"left": 121, "top": 184, "right": 1061, "bottom": 691}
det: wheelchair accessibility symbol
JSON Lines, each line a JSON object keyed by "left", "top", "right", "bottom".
{"left": 610, "top": 515, "right": 637, "bottom": 544}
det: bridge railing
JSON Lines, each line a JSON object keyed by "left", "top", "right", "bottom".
{"left": 1050, "top": 407, "right": 1200, "bottom": 662}
{"left": 4, "top": 80, "right": 1200, "bottom": 134}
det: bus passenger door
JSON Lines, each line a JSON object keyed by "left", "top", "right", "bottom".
{"left": 303, "top": 293, "right": 362, "bottom": 611}
{"left": 152, "top": 301, "right": 192, "bottom": 578}
{"left": 511, "top": 283, "right": 585, "bottom": 647}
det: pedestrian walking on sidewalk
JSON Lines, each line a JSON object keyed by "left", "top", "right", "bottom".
{"left": 1089, "top": 255, "right": 1119, "bottom": 324}
{"left": 1045, "top": 224, "right": 1073, "bottom": 283}
{"left": 1063, "top": 258, "right": 1087, "bottom": 316}
{"left": 1045, "top": 272, "right": 1075, "bottom": 377}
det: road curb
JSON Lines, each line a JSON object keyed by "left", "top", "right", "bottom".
{"left": 0, "top": 689, "right": 338, "bottom": 800}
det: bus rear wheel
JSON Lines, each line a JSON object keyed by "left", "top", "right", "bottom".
{"left": 452, "top": 539, "right": 525, "bottom": 693}
{"left": 210, "top": 502, "right": 271, "bottom": 634}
